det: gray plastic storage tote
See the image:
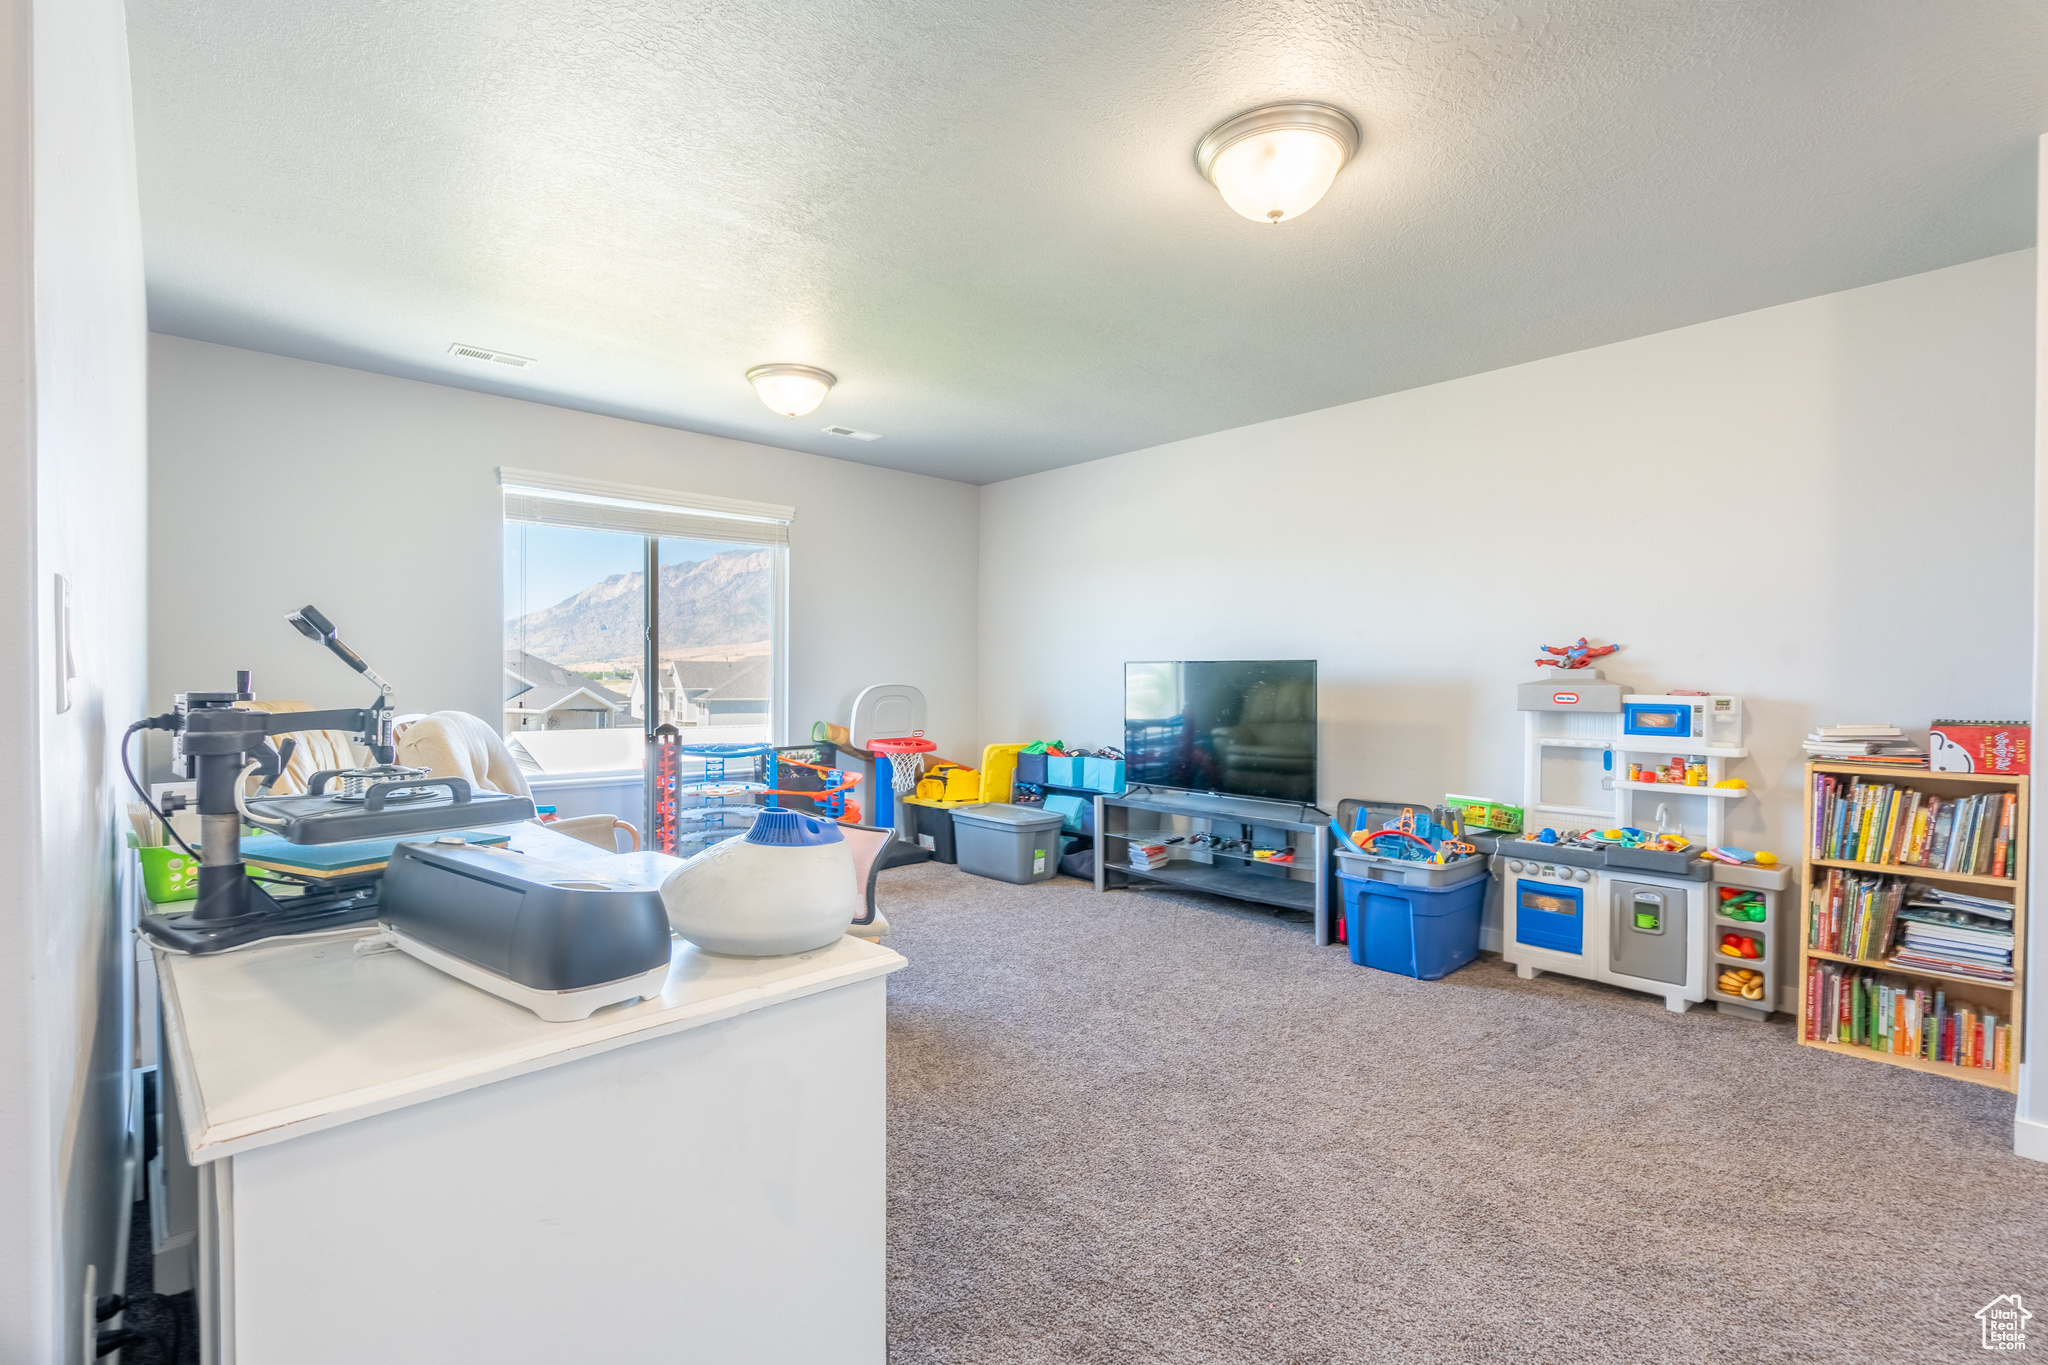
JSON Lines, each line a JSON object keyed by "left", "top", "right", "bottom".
{"left": 951, "top": 803, "right": 1065, "bottom": 884}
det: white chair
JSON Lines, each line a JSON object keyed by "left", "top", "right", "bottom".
{"left": 398, "top": 711, "right": 639, "bottom": 852}
{"left": 239, "top": 699, "right": 368, "bottom": 794}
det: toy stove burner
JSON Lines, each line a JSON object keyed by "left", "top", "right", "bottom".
{"left": 330, "top": 764, "right": 435, "bottom": 802}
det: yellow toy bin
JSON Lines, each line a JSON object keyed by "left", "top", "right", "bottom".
{"left": 903, "top": 794, "right": 982, "bottom": 863}
{"left": 978, "top": 744, "right": 1026, "bottom": 805}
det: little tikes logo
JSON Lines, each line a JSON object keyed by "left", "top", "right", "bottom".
{"left": 1978, "top": 1294, "right": 2031, "bottom": 1351}
{"left": 1552, "top": 692, "right": 1579, "bottom": 705}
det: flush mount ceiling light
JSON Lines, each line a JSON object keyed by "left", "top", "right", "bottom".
{"left": 1195, "top": 102, "right": 1361, "bottom": 225}
{"left": 746, "top": 363, "right": 836, "bottom": 418}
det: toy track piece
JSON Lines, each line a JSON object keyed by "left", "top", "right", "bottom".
{"left": 1362, "top": 828, "right": 1435, "bottom": 860}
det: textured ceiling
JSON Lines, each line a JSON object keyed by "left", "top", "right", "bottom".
{"left": 127, "top": 1, "right": 2048, "bottom": 483}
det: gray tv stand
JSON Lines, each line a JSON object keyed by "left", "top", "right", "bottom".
{"left": 1093, "top": 789, "right": 1333, "bottom": 945}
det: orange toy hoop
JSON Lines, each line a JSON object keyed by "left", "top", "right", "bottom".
{"left": 867, "top": 732, "right": 936, "bottom": 793}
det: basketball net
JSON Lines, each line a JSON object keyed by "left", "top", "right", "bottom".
{"left": 866, "top": 733, "right": 937, "bottom": 796}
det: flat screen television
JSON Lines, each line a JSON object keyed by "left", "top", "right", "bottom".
{"left": 1123, "top": 660, "right": 1317, "bottom": 803}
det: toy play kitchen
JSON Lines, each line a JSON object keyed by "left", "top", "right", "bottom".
{"left": 1499, "top": 841, "right": 1713, "bottom": 1013}
{"left": 1502, "top": 643, "right": 1781, "bottom": 1016}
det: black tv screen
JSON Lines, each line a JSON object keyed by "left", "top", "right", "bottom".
{"left": 1124, "top": 660, "right": 1317, "bottom": 803}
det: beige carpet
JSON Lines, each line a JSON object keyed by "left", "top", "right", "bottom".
{"left": 880, "top": 861, "right": 2048, "bottom": 1363}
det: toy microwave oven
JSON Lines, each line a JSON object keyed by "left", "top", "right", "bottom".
{"left": 1622, "top": 694, "right": 1743, "bottom": 749}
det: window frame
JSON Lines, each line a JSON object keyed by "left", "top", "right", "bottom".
{"left": 500, "top": 470, "right": 792, "bottom": 832}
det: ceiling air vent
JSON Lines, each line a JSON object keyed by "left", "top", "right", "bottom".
{"left": 821, "top": 425, "right": 881, "bottom": 442}
{"left": 448, "top": 343, "right": 537, "bottom": 369}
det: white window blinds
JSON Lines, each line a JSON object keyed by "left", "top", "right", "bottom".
{"left": 499, "top": 467, "right": 794, "bottom": 546}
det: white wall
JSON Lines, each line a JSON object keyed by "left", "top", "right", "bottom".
{"left": 0, "top": 0, "right": 152, "bottom": 1359}
{"left": 982, "top": 251, "right": 2035, "bottom": 887}
{"left": 2023, "top": 139, "right": 2047, "bottom": 1164}
{"left": 148, "top": 337, "right": 981, "bottom": 773}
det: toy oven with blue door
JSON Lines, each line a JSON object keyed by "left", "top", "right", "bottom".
{"left": 1622, "top": 700, "right": 1699, "bottom": 741}
{"left": 1514, "top": 878, "right": 1584, "bottom": 955}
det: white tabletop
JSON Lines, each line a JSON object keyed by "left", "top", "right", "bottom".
{"left": 155, "top": 825, "right": 906, "bottom": 1162}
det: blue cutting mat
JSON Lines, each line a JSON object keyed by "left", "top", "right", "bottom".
{"left": 239, "top": 829, "right": 512, "bottom": 875}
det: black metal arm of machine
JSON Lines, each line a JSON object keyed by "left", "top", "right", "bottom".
{"left": 134, "top": 606, "right": 531, "bottom": 955}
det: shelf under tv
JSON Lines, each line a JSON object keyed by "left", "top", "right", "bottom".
{"left": 1101, "top": 860, "right": 1316, "bottom": 912}
{"left": 1094, "top": 789, "right": 1333, "bottom": 944}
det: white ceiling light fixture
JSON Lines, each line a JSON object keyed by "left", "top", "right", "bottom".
{"left": 746, "top": 363, "right": 836, "bottom": 418}
{"left": 1195, "top": 102, "right": 1361, "bottom": 225}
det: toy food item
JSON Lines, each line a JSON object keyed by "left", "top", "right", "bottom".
{"left": 1717, "top": 966, "right": 1766, "bottom": 1000}
{"left": 1712, "top": 778, "right": 1747, "bottom": 789}
{"left": 1716, "top": 888, "right": 1766, "bottom": 922}
{"left": 1719, "top": 932, "right": 1761, "bottom": 959}
{"left": 1753, "top": 851, "right": 1777, "bottom": 866}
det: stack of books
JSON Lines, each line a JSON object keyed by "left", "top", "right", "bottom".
{"left": 1804, "top": 961, "right": 2010, "bottom": 1072}
{"left": 1807, "top": 868, "right": 1904, "bottom": 960}
{"left": 1808, "top": 773, "right": 2017, "bottom": 878}
{"left": 1891, "top": 889, "right": 2015, "bottom": 982}
{"left": 1802, "top": 724, "right": 1927, "bottom": 765}
{"left": 1127, "top": 842, "right": 1173, "bottom": 871}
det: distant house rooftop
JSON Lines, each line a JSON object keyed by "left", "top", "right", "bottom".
{"left": 504, "top": 649, "right": 629, "bottom": 714}
{"left": 672, "top": 657, "right": 770, "bottom": 704}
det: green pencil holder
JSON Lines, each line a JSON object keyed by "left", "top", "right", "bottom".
{"left": 138, "top": 846, "right": 201, "bottom": 903}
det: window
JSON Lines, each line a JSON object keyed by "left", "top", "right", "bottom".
{"left": 500, "top": 468, "right": 790, "bottom": 789}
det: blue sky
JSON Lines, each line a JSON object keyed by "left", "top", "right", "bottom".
{"left": 503, "top": 524, "right": 751, "bottom": 622}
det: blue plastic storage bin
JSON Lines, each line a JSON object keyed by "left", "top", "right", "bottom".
{"left": 1045, "top": 755, "right": 1084, "bottom": 787}
{"left": 1015, "top": 752, "right": 1047, "bottom": 785}
{"left": 1340, "top": 868, "right": 1487, "bottom": 980}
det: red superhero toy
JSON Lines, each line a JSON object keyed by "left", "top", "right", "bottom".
{"left": 1535, "top": 638, "right": 1621, "bottom": 670}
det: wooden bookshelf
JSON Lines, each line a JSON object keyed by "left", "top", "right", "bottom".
{"left": 1798, "top": 762, "right": 2024, "bottom": 1094}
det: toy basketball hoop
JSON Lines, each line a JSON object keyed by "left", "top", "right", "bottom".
{"left": 867, "top": 732, "right": 936, "bottom": 794}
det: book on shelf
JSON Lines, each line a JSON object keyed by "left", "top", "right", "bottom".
{"left": 1891, "top": 902, "right": 2015, "bottom": 981}
{"left": 1911, "top": 886, "right": 2013, "bottom": 921}
{"left": 1808, "top": 772, "right": 2017, "bottom": 878}
{"left": 1806, "top": 871, "right": 2016, "bottom": 982}
{"left": 1807, "top": 868, "right": 1905, "bottom": 961}
{"left": 1803, "top": 960, "right": 2010, "bottom": 1073}
{"left": 1803, "top": 724, "right": 1927, "bottom": 763}
{"left": 1127, "top": 842, "right": 1173, "bottom": 871}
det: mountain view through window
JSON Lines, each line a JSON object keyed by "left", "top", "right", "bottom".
{"left": 504, "top": 522, "right": 777, "bottom": 775}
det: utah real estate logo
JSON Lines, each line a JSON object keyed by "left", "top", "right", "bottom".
{"left": 1978, "top": 1294, "right": 2032, "bottom": 1351}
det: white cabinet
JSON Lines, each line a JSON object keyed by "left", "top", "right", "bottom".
{"left": 157, "top": 924, "right": 903, "bottom": 1364}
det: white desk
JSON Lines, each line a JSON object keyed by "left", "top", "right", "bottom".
{"left": 155, "top": 827, "right": 905, "bottom": 1364}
